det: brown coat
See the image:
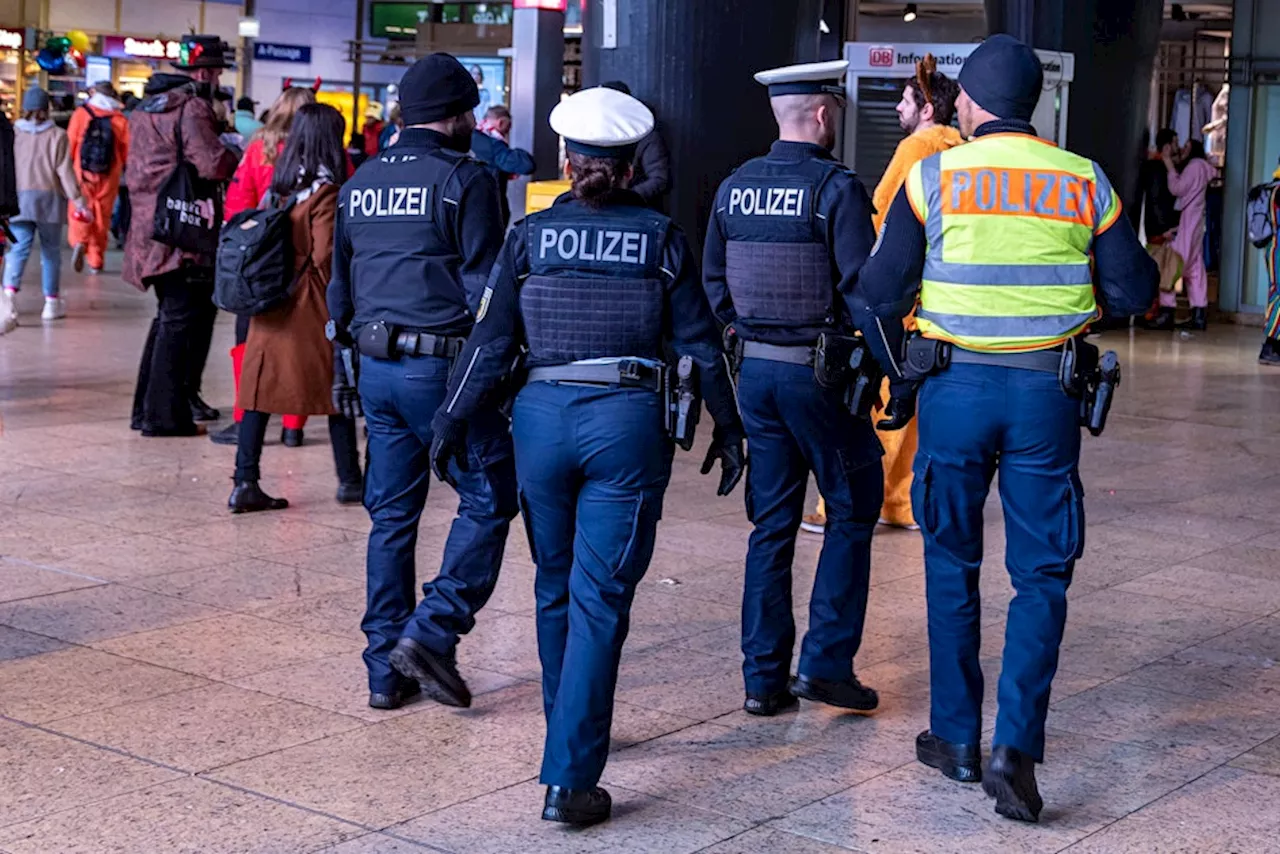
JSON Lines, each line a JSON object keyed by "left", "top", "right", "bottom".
{"left": 122, "top": 74, "right": 237, "bottom": 290}
{"left": 237, "top": 182, "right": 339, "bottom": 416}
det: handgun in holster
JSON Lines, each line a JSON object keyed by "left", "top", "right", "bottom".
{"left": 814, "top": 332, "right": 883, "bottom": 422}
{"left": 722, "top": 324, "right": 744, "bottom": 379}
{"left": 902, "top": 333, "right": 952, "bottom": 380}
{"left": 666, "top": 355, "right": 701, "bottom": 451}
{"left": 496, "top": 349, "right": 528, "bottom": 420}
{"left": 1058, "top": 338, "right": 1120, "bottom": 437}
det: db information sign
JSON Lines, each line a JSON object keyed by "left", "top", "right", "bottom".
{"left": 254, "top": 42, "right": 310, "bottom": 63}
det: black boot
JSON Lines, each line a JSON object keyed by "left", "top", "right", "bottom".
{"left": 209, "top": 422, "right": 239, "bottom": 446}
{"left": 916, "top": 730, "right": 982, "bottom": 783}
{"left": 542, "top": 785, "right": 612, "bottom": 826}
{"left": 789, "top": 673, "right": 878, "bottom": 713}
{"left": 389, "top": 637, "right": 471, "bottom": 708}
{"left": 336, "top": 480, "right": 364, "bottom": 505}
{"left": 1177, "top": 307, "right": 1207, "bottom": 331}
{"left": 983, "top": 745, "right": 1043, "bottom": 823}
{"left": 1145, "top": 306, "right": 1176, "bottom": 330}
{"left": 368, "top": 680, "right": 421, "bottom": 711}
{"left": 190, "top": 394, "right": 221, "bottom": 422}
{"left": 1261, "top": 338, "right": 1280, "bottom": 367}
{"left": 282, "top": 427, "right": 304, "bottom": 448}
{"left": 744, "top": 690, "right": 799, "bottom": 717}
{"left": 228, "top": 481, "right": 289, "bottom": 514}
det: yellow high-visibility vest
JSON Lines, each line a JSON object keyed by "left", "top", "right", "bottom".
{"left": 904, "top": 133, "right": 1123, "bottom": 352}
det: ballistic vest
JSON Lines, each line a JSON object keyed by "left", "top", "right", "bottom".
{"left": 520, "top": 204, "right": 669, "bottom": 364}
{"left": 904, "top": 133, "right": 1120, "bottom": 352}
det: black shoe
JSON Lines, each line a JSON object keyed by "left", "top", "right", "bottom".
{"left": 744, "top": 690, "right": 799, "bottom": 717}
{"left": 336, "top": 481, "right": 363, "bottom": 505}
{"left": 983, "top": 745, "right": 1043, "bottom": 823}
{"left": 542, "top": 785, "right": 612, "bottom": 826}
{"left": 209, "top": 422, "right": 240, "bottom": 446}
{"left": 1144, "top": 306, "right": 1175, "bottom": 330}
{"left": 916, "top": 730, "right": 982, "bottom": 783}
{"left": 190, "top": 394, "right": 220, "bottom": 422}
{"left": 141, "top": 424, "right": 206, "bottom": 438}
{"left": 1261, "top": 338, "right": 1280, "bottom": 367}
{"left": 389, "top": 636, "right": 471, "bottom": 708}
{"left": 228, "top": 480, "right": 289, "bottom": 514}
{"left": 130, "top": 419, "right": 143, "bottom": 431}
{"left": 368, "top": 681, "right": 421, "bottom": 710}
{"left": 1177, "top": 307, "right": 1208, "bottom": 331}
{"left": 282, "top": 427, "right": 304, "bottom": 448}
{"left": 789, "top": 673, "right": 879, "bottom": 713}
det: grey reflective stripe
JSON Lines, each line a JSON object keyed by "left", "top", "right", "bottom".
{"left": 1090, "top": 163, "right": 1114, "bottom": 231}
{"left": 922, "top": 260, "right": 1094, "bottom": 286}
{"left": 920, "top": 155, "right": 944, "bottom": 251}
{"left": 918, "top": 310, "right": 1095, "bottom": 338}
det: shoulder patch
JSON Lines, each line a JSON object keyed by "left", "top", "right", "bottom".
{"left": 476, "top": 286, "right": 494, "bottom": 323}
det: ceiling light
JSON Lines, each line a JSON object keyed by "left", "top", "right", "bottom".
{"left": 904, "top": 3, "right": 918, "bottom": 22}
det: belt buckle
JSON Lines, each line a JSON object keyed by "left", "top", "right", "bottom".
{"left": 617, "top": 360, "right": 644, "bottom": 383}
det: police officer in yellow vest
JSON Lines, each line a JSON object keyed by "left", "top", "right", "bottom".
{"left": 856, "top": 34, "right": 1157, "bottom": 823}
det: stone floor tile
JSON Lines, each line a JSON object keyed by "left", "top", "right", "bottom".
{"left": 48, "top": 683, "right": 366, "bottom": 772}
{"left": 628, "top": 586, "right": 740, "bottom": 650}
{"left": 1059, "top": 768, "right": 1280, "bottom": 854}
{"left": 0, "top": 625, "right": 67, "bottom": 662}
{"left": 1123, "top": 643, "right": 1280, "bottom": 712}
{"left": 207, "top": 712, "right": 537, "bottom": 826}
{"left": 1055, "top": 625, "right": 1190, "bottom": 680}
{"left": 125, "top": 558, "right": 360, "bottom": 612}
{"left": 388, "top": 780, "right": 754, "bottom": 854}
{"left": 311, "top": 833, "right": 432, "bottom": 853}
{"left": 457, "top": 610, "right": 544, "bottom": 681}
{"left": 0, "top": 584, "right": 221, "bottom": 644}
{"left": 0, "top": 558, "right": 106, "bottom": 603}
{"left": 0, "top": 720, "right": 182, "bottom": 828}
{"left": 1197, "top": 614, "right": 1280, "bottom": 658}
{"left": 697, "top": 827, "right": 859, "bottom": 854}
{"left": 1078, "top": 523, "right": 1228, "bottom": 564}
{"left": 165, "top": 515, "right": 361, "bottom": 557}
{"left": 0, "top": 778, "right": 363, "bottom": 853}
{"left": 1048, "top": 677, "right": 1280, "bottom": 764}
{"left": 266, "top": 540, "right": 370, "bottom": 581}
{"left": 1112, "top": 565, "right": 1280, "bottom": 616}
{"left": 1181, "top": 541, "right": 1280, "bottom": 582}
{"left": 1065, "top": 589, "right": 1254, "bottom": 646}
{"left": 47, "top": 532, "right": 240, "bottom": 581}
{"left": 252, "top": 589, "right": 366, "bottom": 642}
{"left": 614, "top": 643, "right": 746, "bottom": 722}
{"left": 1229, "top": 733, "right": 1280, "bottom": 777}
{"left": 644, "top": 560, "right": 745, "bottom": 608}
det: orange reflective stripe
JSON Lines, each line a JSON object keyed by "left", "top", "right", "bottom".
{"left": 1095, "top": 195, "right": 1124, "bottom": 234}
{"left": 939, "top": 167, "right": 1097, "bottom": 227}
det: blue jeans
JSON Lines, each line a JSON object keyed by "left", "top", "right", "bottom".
{"left": 914, "top": 363, "right": 1084, "bottom": 761}
{"left": 358, "top": 353, "right": 517, "bottom": 694}
{"left": 2, "top": 221, "right": 63, "bottom": 297}
{"left": 737, "top": 357, "right": 883, "bottom": 696}
{"left": 512, "top": 381, "right": 672, "bottom": 789}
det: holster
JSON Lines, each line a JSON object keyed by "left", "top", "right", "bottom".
{"left": 813, "top": 332, "right": 859, "bottom": 389}
{"left": 665, "top": 355, "right": 701, "bottom": 451}
{"left": 357, "top": 320, "right": 396, "bottom": 360}
{"left": 723, "top": 325, "right": 744, "bottom": 379}
{"left": 1059, "top": 338, "right": 1120, "bottom": 437}
{"left": 902, "top": 333, "right": 952, "bottom": 381}
{"left": 496, "top": 349, "right": 528, "bottom": 420}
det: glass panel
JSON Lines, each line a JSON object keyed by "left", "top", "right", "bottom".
{"left": 854, "top": 77, "right": 908, "bottom": 194}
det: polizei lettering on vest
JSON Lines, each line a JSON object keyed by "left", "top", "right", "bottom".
{"left": 538, "top": 227, "right": 650, "bottom": 264}
{"left": 348, "top": 186, "right": 431, "bottom": 218}
{"left": 728, "top": 186, "right": 806, "bottom": 217}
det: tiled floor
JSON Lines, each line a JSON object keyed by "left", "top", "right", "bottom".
{"left": 3, "top": 259, "right": 1280, "bottom": 852}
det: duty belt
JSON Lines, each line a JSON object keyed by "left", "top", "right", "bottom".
{"left": 741, "top": 340, "right": 815, "bottom": 366}
{"left": 395, "top": 331, "right": 466, "bottom": 359}
{"left": 949, "top": 346, "right": 1063, "bottom": 373}
{"left": 526, "top": 360, "right": 664, "bottom": 392}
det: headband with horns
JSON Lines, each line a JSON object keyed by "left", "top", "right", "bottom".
{"left": 914, "top": 54, "right": 938, "bottom": 107}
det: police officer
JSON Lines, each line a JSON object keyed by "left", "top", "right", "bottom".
{"left": 854, "top": 35, "right": 1158, "bottom": 822}
{"left": 429, "top": 86, "right": 745, "bottom": 827}
{"left": 327, "top": 53, "right": 517, "bottom": 713}
{"left": 703, "top": 61, "right": 883, "bottom": 718}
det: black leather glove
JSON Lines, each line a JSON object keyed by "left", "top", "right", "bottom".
{"left": 332, "top": 348, "right": 362, "bottom": 420}
{"left": 876, "top": 388, "right": 917, "bottom": 431}
{"left": 700, "top": 425, "right": 745, "bottom": 496}
{"left": 429, "top": 415, "right": 470, "bottom": 487}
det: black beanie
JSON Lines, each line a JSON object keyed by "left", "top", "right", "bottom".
{"left": 398, "top": 53, "right": 480, "bottom": 126}
{"left": 958, "top": 34, "right": 1043, "bottom": 122}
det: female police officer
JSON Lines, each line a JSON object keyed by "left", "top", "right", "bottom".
{"left": 427, "top": 86, "right": 745, "bottom": 827}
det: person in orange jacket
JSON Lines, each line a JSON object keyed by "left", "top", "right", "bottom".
{"left": 802, "top": 55, "right": 962, "bottom": 534}
{"left": 67, "top": 81, "right": 129, "bottom": 274}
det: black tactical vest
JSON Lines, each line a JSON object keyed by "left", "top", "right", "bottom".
{"left": 520, "top": 204, "right": 668, "bottom": 364}
{"left": 720, "top": 157, "right": 841, "bottom": 328}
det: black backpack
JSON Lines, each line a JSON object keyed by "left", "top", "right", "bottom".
{"left": 152, "top": 104, "right": 222, "bottom": 255}
{"left": 79, "top": 107, "right": 114, "bottom": 175}
{"left": 214, "top": 192, "right": 297, "bottom": 315}
{"left": 1246, "top": 180, "right": 1279, "bottom": 248}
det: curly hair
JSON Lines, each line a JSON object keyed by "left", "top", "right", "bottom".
{"left": 568, "top": 152, "right": 630, "bottom": 208}
{"left": 906, "top": 54, "right": 961, "bottom": 127}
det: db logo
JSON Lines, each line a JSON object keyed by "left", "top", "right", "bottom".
{"left": 869, "top": 46, "right": 894, "bottom": 67}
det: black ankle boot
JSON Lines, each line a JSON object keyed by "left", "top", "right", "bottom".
{"left": 1145, "top": 306, "right": 1176, "bottom": 330}
{"left": 983, "top": 745, "right": 1043, "bottom": 823}
{"left": 336, "top": 481, "right": 363, "bottom": 505}
{"left": 1177, "top": 307, "right": 1207, "bottom": 331}
{"left": 190, "top": 394, "right": 220, "bottom": 422}
{"left": 1261, "top": 338, "right": 1280, "bottom": 366}
{"left": 228, "top": 481, "right": 289, "bottom": 514}
{"left": 282, "top": 427, "right": 304, "bottom": 448}
{"left": 542, "top": 785, "right": 612, "bottom": 826}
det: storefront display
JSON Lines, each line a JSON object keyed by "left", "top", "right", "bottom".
{"left": 0, "top": 28, "right": 24, "bottom": 119}
{"left": 457, "top": 55, "right": 507, "bottom": 120}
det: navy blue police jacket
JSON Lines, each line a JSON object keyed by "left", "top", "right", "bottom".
{"left": 433, "top": 189, "right": 742, "bottom": 436}
{"left": 703, "top": 140, "right": 877, "bottom": 347}
{"left": 327, "top": 128, "right": 505, "bottom": 341}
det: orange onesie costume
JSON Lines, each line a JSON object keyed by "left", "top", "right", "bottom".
{"left": 66, "top": 93, "right": 130, "bottom": 272}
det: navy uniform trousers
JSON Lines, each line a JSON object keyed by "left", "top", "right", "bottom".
{"left": 511, "top": 380, "right": 672, "bottom": 789}
{"left": 913, "top": 362, "right": 1085, "bottom": 761}
{"left": 738, "top": 357, "right": 883, "bottom": 697}
{"left": 358, "top": 352, "right": 518, "bottom": 694}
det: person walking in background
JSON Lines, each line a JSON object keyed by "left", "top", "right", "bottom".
{"left": 378, "top": 102, "right": 402, "bottom": 152}
{"left": 211, "top": 86, "right": 317, "bottom": 447}
{"left": 1260, "top": 158, "right": 1280, "bottom": 366}
{"left": 470, "top": 105, "right": 535, "bottom": 227}
{"left": 229, "top": 104, "right": 362, "bottom": 512}
{"left": 599, "top": 81, "right": 671, "bottom": 212}
{"left": 2, "top": 86, "right": 87, "bottom": 323}
{"left": 125, "top": 35, "right": 238, "bottom": 437}
{"left": 1155, "top": 139, "right": 1218, "bottom": 331}
{"left": 0, "top": 103, "right": 19, "bottom": 334}
{"left": 67, "top": 81, "right": 129, "bottom": 276}
{"left": 233, "top": 95, "right": 262, "bottom": 138}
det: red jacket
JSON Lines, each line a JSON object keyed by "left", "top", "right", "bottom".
{"left": 226, "top": 137, "right": 356, "bottom": 221}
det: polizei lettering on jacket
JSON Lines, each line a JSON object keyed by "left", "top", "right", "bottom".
{"left": 346, "top": 186, "right": 433, "bottom": 220}
{"left": 728, "top": 185, "right": 806, "bottom": 217}
{"left": 537, "top": 226, "right": 650, "bottom": 265}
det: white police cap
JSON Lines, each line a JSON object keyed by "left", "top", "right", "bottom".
{"left": 550, "top": 86, "right": 655, "bottom": 157}
{"left": 754, "top": 60, "right": 849, "bottom": 98}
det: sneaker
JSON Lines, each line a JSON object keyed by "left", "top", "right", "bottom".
{"left": 86, "top": 266, "right": 102, "bottom": 275}
{"left": 799, "top": 513, "right": 825, "bottom": 534}
{"left": 71, "top": 243, "right": 86, "bottom": 273}
{"left": 0, "top": 289, "right": 16, "bottom": 334}
{"left": 878, "top": 517, "right": 921, "bottom": 531}
{"left": 41, "top": 297, "right": 66, "bottom": 321}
